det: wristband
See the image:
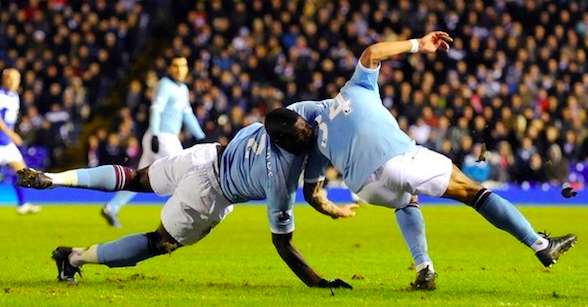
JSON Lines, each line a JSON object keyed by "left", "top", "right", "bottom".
{"left": 409, "top": 39, "right": 419, "bottom": 53}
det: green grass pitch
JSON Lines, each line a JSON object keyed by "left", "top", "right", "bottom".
{"left": 0, "top": 204, "right": 586, "bottom": 306}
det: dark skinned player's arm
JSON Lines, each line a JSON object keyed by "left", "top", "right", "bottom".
{"left": 271, "top": 232, "right": 351, "bottom": 289}
{"left": 271, "top": 232, "right": 322, "bottom": 287}
{"left": 270, "top": 180, "right": 355, "bottom": 288}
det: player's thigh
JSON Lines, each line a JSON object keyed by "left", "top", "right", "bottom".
{"left": 401, "top": 146, "right": 453, "bottom": 197}
{"left": 357, "top": 175, "right": 412, "bottom": 209}
{"left": 147, "top": 145, "right": 203, "bottom": 195}
{"left": 160, "top": 170, "right": 233, "bottom": 246}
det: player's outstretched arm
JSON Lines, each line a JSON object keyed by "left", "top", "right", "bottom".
{"left": 272, "top": 232, "right": 352, "bottom": 289}
{"left": 0, "top": 118, "right": 23, "bottom": 146}
{"left": 303, "top": 180, "right": 358, "bottom": 219}
{"left": 360, "top": 31, "right": 453, "bottom": 68}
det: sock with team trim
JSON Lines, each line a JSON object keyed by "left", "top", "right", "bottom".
{"left": 395, "top": 204, "right": 434, "bottom": 272}
{"left": 69, "top": 234, "right": 153, "bottom": 268}
{"left": 473, "top": 189, "right": 547, "bottom": 250}
{"left": 46, "top": 165, "right": 133, "bottom": 191}
{"left": 96, "top": 234, "right": 153, "bottom": 267}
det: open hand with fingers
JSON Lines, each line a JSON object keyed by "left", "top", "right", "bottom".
{"left": 419, "top": 31, "right": 453, "bottom": 53}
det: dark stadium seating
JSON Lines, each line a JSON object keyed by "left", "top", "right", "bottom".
{"left": 2, "top": 0, "right": 587, "bottom": 188}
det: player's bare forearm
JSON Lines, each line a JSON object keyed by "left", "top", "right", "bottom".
{"left": 360, "top": 31, "right": 453, "bottom": 68}
{"left": 303, "top": 181, "right": 357, "bottom": 219}
{"left": 271, "top": 232, "right": 323, "bottom": 287}
{"left": 360, "top": 41, "right": 413, "bottom": 68}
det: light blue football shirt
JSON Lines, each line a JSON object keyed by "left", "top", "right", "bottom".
{"left": 219, "top": 122, "right": 327, "bottom": 234}
{"left": 149, "top": 76, "right": 205, "bottom": 139}
{"left": 0, "top": 88, "right": 20, "bottom": 146}
{"left": 288, "top": 62, "right": 416, "bottom": 193}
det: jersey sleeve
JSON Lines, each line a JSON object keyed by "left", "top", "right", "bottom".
{"left": 287, "top": 101, "right": 323, "bottom": 123}
{"left": 304, "top": 146, "right": 329, "bottom": 183}
{"left": 149, "top": 79, "right": 169, "bottom": 134}
{"left": 346, "top": 61, "right": 381, "bottom": 92}
{"left": 265, "top": 180, "right": 296, "bottom": 234}
{"left": 182, "top": 106, "right": 206, "bottom": 140}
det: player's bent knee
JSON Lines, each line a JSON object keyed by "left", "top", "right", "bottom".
{"left": 124, "top": 167, "right": 152, "bottom": 192}
{"left": 146, "top": 227, "right": 182, "bottom": 256}
{"left": 138, "top": 167, "right": 153, "bottom": 191}
{"left": 443, "top": 165, "right": 485, "bottom": 205}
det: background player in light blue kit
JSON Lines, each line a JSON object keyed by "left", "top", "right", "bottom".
{"left": 19, "top": 108, "right": 357, "bottom": 287}
{"left": 289, "top": 31, "right": 576, "bottom": 290}
{"left": 0, "top": 68, "right": 41, "bottom": 215}
{"left": 101, "top": 56, "right": 206, "bottom": 227}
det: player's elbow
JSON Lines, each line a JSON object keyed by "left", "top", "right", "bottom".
{"left": 360, "top": 45, "right": 380, "bottom": 68}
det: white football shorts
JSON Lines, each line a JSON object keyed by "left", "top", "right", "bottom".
{"left": 357, "top": 145, "right": 453, "bottom": 209}
{"left": 149, "top": 143, "right": 233, "bottom": 245}
{"left": 138, "top": 131, "right": 183, "bottom": 169}
{"left": 0, "top": 142, "right": 24, "bottom": 165}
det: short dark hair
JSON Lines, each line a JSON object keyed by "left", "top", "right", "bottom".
{"left": 264, "top": 108, "right": 314, "bottom": 155}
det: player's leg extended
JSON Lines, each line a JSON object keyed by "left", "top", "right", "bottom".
{"left": 395, "top": 197, "right": 432, "bottom": 271}
{"left": 443, "top": 165, "right": 576, "bottom": 267}
{"left": 358, "top": 171, "right": 436, "bottom": 290}
{"left": 394, "top": 197, "right": 436, "bottom": 290}
{"left": 17, "top": 165, "right": 153, "bottom": 192}
{"left": 9, "top": 160, "right": 41, "bottom": 214}
{"left": 52, "top": 224, "right": 182, "bottom": 282}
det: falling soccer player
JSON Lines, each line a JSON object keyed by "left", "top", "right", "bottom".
{"left": 287, "top": 31, "right": 576, "bottom": 290}
{"left": 101, "top": 55, "right": 206, "bottom": 227}
{"left": 18, "top": 108, "right": 357, "bottom": 288}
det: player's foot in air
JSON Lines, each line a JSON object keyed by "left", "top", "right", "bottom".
{"left": 52, "top": 247, "right": 82, "bottom": 282}
{"left": 16, "top": 168, "right": 53, "bottom": 189}
{"left": 101, "top": 207, "right": 122, "bottom": 228}
{"left": 16, "top": 203, "right": 42, "bottom": 215}
{"left": 535, "top": 233, "right": 577, "bottom": 267}
{"left": 411, "top": 265, "right": 437, "bottom": 290}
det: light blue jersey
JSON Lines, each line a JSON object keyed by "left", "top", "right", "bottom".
{"left": 219, "top": 123, "right": 327, "bottom": 234}
{"left": 288, "top": 62, "right": 416, "bottom": 193}
{"left": 0, "top": 88, "right": 20, "bottom": 146}
{"left": 149, "top": 76, "right": 205, "bottom": 139}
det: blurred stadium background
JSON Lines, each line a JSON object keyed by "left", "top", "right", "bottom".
{"left": 0, "top": 0, "right": 587, "bottom": 204}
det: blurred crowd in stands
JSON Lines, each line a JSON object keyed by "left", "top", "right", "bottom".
{"left": 2, "top": 0, "right": 588, "bottom": 187}
{"left": 0, "top": 0, "right": 149, "bottom": 166}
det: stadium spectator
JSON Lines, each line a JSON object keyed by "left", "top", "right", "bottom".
{"left": 545, "top": 144, "right": 570, "bottom": 184}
